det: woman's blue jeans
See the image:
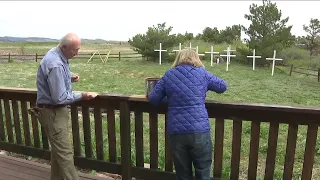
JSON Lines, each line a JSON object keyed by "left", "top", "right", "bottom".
{"left": 168, "top": 132, "right": 213, "bottom": 180}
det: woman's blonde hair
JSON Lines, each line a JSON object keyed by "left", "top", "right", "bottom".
{"left": 171, "top": 48, "right": 204, "bottom": 68}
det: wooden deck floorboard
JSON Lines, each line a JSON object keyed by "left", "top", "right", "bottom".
{"left": 0, "top": 155, "right": 114, "bottom": 180}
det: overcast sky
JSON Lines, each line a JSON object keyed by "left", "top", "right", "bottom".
{"left": 0, "top": 1, "right": 319, "bottom": 41}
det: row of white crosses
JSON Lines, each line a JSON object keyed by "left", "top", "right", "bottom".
{"left": 184, "top": 42, "right": 196, "bottom": 50}
{"left": 182, "top": 43, "right": 236, "bottom": 71}
{"left": 182, "top": 43, "right": 236, "bottom": 72}
{"left": 247, "top": 49, "right": 283, "bottom": 76}
{"left": 155, "top": 42, "right": 236, "bottom": 72}
{"left": 184, "top": 42, "right": 206, "bottom": 57}
{"left": 155, "top": 42, "right": 282, "bottom": 76}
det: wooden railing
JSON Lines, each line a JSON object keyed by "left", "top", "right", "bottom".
{"left": 0, "top": 87, "right": 320, "bottom": 180}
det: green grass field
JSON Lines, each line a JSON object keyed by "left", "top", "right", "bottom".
{"left": 0, "top": 42, "right": 320, "bottom": 179}
{"left": 1, "top": 57, "right": 319, "bottom": 107}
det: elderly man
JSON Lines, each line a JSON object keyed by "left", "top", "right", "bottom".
{"left": 35, "top": 33, "right": 97, "bottom": 180}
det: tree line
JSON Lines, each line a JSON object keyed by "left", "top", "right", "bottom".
{"left": 128, "top": 0, "right": 320, "bottom": 66}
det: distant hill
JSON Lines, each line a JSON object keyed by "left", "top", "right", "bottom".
{"left": 0, "top": 36, "right": 58, "bottom": 42}
{"left": 0, "top": 36, "right": 111, "bottom": 43}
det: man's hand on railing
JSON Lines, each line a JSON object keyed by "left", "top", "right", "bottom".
{"left": 82, "top": 92, "right": 98, "bottom": 100}
{"left": 71, "top": 74, "right": 80, "bottom": 82}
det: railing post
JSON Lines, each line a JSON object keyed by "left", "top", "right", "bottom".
{"left": 120, "top": 100, "right": 131, "bottom": 180}
{"left": 213, "top": 118, "right": 224, "bottom": 178}
{"left": 119, "top": 52, "right": 121, "bottom": 61}
{"left": 0, "top": 99, "right": 5, "bottom": 141}
{"left": 8, "top": 53, "right": 10, "bottom": 63}
{"left": 36, "top": 53, "right": 38, "bottom": 62}
{"left": 301, "top": 125, "right": 318, "bottom": 180}
{"left": 289, "top": 64, "right": 293, "bottom": 76}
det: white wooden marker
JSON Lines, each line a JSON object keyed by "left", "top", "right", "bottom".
{"left": 184, "top": 42, "right": 196, "bottom": 50}
{"left": 205, "top": 45, "right": 219, "bottom": 66}
{"left": 223, "top": 45, "right": 236, "bottom": 64}
{"left": 247, "top": 49, "right": 261, "bottom": 70}
{"left": 266, "top": 50, "right": 283, "bottom": 76}
{"left": 196, "top": 46, "right": 205, "bottom": 57}
{"left": 220, "top": 46, "right": 236, "bottom": 72}
{"left": 154, "top": 42, "right": 167, "bottom": 65}
{"left": 173, "top": 43, "right": 182, "bottom": 53}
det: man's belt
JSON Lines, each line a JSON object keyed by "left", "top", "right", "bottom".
{"left": 37, "top": 104, "right": 66, "bottom": 109}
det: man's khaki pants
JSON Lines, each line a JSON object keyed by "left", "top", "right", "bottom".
{"left": 38, "top": 106, "right": 79, "bottom": 180}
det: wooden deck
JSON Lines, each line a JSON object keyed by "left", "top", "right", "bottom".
{"left": 0, "top": 155, "right": 114, "bottom": 180}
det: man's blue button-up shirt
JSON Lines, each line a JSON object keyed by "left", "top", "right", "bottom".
{"left": 36, "top": 46, "right": 82, "bottom": 105}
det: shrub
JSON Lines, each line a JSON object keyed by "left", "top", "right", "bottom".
{"left": 279, "top": 47, "right": 310, "bottom": 62}
{"left": 287, "top": 57, "right": 320, "bottom": 69}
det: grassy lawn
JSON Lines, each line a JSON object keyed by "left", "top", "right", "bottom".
{"left": 1, "top": 57, "right": 319, "bottom": 107}
{"left": 0, "top": 54, "right": 320, "bottom": 179}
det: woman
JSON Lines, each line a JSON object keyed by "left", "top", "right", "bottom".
{"left": 147, "top": 48, "right": 227, "bottom": 180}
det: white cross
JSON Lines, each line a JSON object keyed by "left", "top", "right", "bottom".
{"left": 173, "top": 43, "right": 182, "bottom": 53}
{"left": 196, "top": 46, "right": 205, "bottom": 57}
{"left": 220, "top": 46, "right": 236, "bottom": 72}
{"left": 205, "top": 46, "right": 219, "bottom": 66}
{"left": 247, "top": 49, "right": 261, "bottom": 71}
{"left": 223, "top": 45, "right": 236, "bottom": 64}
{"left": 266, "top": 50, "right": 283, "bottom": 76}
{"left": 184, "top": 42, "right": 196, "bottom": 50}
{"left": 154, "top": 42, "right": 167, "bottom": 65}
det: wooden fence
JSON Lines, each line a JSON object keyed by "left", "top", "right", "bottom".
{"left": 0, "top": 87, "right": 320, "bottom": 180}
{"left": 289, "top": 64, "right": 320, "bottom": 82}
{"left": 0, "top": 52, "right": 142, "bottom": 62}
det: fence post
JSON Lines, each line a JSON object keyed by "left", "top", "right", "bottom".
{"left": 8, "top": 53, "right": 10, "bottom": 63}
{"left": 36, "top": 53, "right": 38, "bottom": 62}
{"left": 120, "top": 101, "right": 131, "bottom": 180}
{"left": 318, "top": 68, "right": 320, "bottom": 82}
{"left": 119, "top": 52, "right": 121, "bottom": 61}
{"left": 289, "top": 64, "right": 293, "bottom": 76}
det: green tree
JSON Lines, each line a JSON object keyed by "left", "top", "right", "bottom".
{"left": 303, "top": 18, "right": 320, "bottom": 56}
{"left": 194, "top": 33, "right": 202, "bottom": 40}
{"left": 128, "top": 22, "right": 180, "bottom": 61}
{"left": 200, "top": 25, "right": 242, "bottom": 44}
{"left": 295, "top": 35, "right": 306, "bottom": 45}
{"left": 242, "top": 0, "right": 295, "bottom": 65}
{"left": 176, "top": 33, "right": 187, "bottom": 43}
{"left": 201, "top": 27, "right": 220, "bottom": 43}
{"left": 184, "top": 31, "right": 194, "bottom": 41}
{"left": 219, "top": 25, "right": 242, "bottom": 44}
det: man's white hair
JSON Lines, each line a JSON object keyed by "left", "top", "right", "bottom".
{"left": 59, "top": 33, "right": 80, "bottom": 47}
